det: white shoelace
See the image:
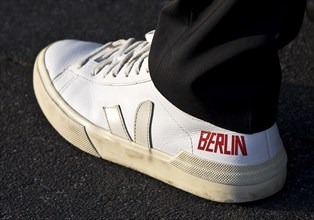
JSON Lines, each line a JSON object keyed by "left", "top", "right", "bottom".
{"left": 77, "top": 34, "right": 152, "bottom": 78}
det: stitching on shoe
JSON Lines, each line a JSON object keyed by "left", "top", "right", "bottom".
{"left": 53, "top": 70, "right": 66, "bottom": 83}
{"left": 133, "top": 101, "right": 153, "bottom": 148}
{"left": 103, "top": 107, "right": 112, "bottom": 133}
{"left": 59, "top": 73, "right": 78, "bottom": 94}
{"left": 103, "top": 106, "right": 131, "bottom": 140}
{"left": 67, "top": 62, "right": 151, "bottom": 86}
{"left": 115, "top": 106, "right": 132, "bottom": 141}
{"left": 52, "top": 67, "right": 68, "bottom": 82}
{"left": 134, "top": 102, "right": 144, "bottom": 143}
{"left": 147, "top": 102, "right": 154, "bottom": 148}
{"left": 150, "top": 83, "right": 194, "bottom": 154}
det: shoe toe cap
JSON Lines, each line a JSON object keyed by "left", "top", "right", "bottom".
{"left": 44, "top": 39, "right": 101, "bottom": 80}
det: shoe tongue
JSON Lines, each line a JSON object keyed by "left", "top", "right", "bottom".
{"left": 145, "top": 30, "right": 155, "bottom": 43}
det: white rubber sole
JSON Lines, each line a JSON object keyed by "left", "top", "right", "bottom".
{"left": 33, "top": 47, "right": 287, "bottom": 203}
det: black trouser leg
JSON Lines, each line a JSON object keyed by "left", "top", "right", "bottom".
{"left": 149, "top": 0, "right": 305, "bottom": 133}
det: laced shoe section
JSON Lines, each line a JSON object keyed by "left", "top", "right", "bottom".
{"left": 77, "top": 32, "right": 154, "bottom": 78}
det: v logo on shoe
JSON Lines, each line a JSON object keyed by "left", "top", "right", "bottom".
{"left": 103, "top": 101, "right": 154, "bottom": 148}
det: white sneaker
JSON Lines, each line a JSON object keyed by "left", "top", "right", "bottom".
{"left": 33, "top": 31, "right": 287, "bottom": 203}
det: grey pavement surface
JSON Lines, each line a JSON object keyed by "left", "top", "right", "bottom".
{"left": 1, "top": 0, "right": 314, "bottom": 219}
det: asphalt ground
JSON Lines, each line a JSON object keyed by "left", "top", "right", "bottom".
{"left": 0, "top": 0, "right": 313, "bottom": 219}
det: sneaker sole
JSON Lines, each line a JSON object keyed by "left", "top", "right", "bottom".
{"left": 33, "top": 47, "right": 287, "bottom": 203}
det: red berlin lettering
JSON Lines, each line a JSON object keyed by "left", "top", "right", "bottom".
{"left": 197, "top": 131, "right": 248, "bottom": 156}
